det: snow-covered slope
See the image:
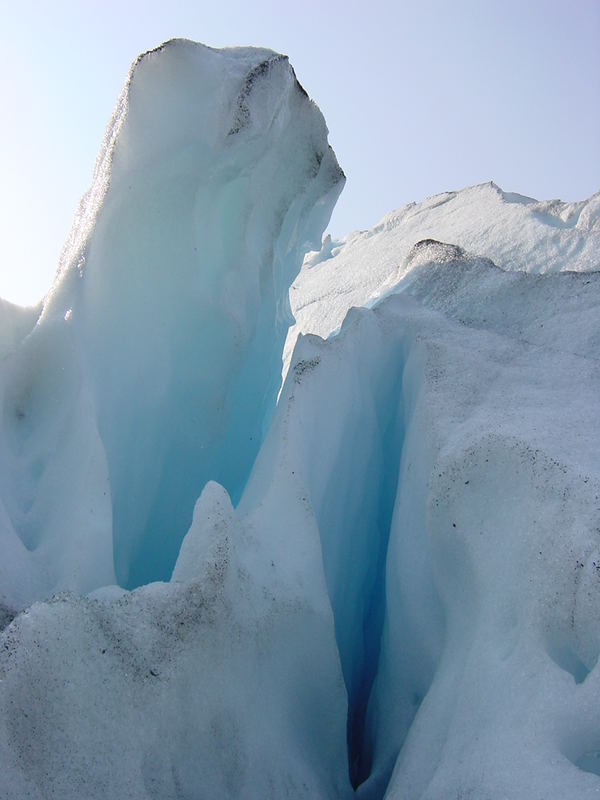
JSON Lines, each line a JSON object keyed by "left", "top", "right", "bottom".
{"left": 1, "top": 38, "right": 600, "bottom": 800}
{"left": 285, "top": 182, "right": 600, "bottom": 376}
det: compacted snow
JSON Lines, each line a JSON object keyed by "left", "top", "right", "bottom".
{"left": 1, "top": 38, "right": 599, "bottom": 800}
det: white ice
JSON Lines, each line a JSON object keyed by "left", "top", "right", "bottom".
{"left": 1, "top": 38, "right": 600, "bottom": 800}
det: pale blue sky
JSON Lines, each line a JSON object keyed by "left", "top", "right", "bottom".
{"left": 1, "top": 0, "right": 599, "bottom": 305}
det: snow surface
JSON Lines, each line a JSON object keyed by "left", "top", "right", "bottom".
{"left": 1, "top": 37, "right": 600, "bottom": 800}
{"left": 285, "top": 182, "right": 600, "bottom": 379}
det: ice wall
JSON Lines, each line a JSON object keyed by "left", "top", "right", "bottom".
{"left": 279, "top": 240, "right": 600, "bottom": 799}
{"left": 0, "top": 40, "right": 344, "bottom": 600}
{"left": 236, "top": 242, "right": 600, "bottom": 798}
{"left": 0, "top": 41, "right": 351, "bottom": 799}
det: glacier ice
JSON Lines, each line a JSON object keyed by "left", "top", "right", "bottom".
{"left": 284, "top": 181, "right": 600, "bottom": 378}
{"left": 1, "top": 37, "right": 600, "bottom": 800}
{"left": 1, "top": 39, "right": 344, "bottom": 600}
{"left": 0, "top": 480, "right": 351, "bottom": 798}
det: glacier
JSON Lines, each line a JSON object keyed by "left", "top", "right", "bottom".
{"left": 1, "top": 38, "right": 600, "bottom": 800}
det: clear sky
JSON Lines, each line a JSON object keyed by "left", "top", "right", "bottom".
{"left": 1, "top": 0, "right": 599, "bottom": 305}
